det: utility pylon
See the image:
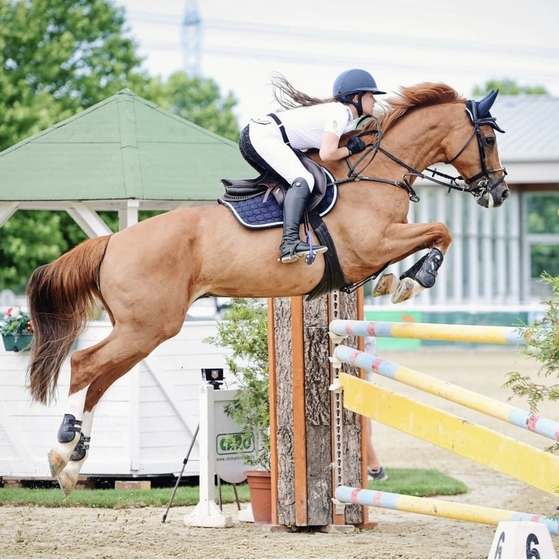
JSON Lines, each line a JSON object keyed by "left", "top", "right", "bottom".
{"left": 181, "top": 0, "right": 202, "bottom": 76}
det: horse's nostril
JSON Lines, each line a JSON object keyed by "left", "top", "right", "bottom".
{"left": 502, "top": 189, "right": 510, "bottom": 200}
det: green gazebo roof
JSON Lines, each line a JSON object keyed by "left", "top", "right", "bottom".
{"left": 0, "top": 89, "right": 253, "bottom": 203}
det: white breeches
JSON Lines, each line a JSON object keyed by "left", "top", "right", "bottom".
{"left": 248, "top": 119, "right": 315, "bottom": 191}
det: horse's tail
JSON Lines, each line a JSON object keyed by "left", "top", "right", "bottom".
{"left": 26, "top": 235, "right": 112, "bottom": 405}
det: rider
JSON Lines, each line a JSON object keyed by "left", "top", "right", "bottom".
{"left": 239, "top": 69, "right": 386, "bottom": 264}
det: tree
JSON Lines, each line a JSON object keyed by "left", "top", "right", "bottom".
{"left": 0, "top": 211, "right": 68, "bottom": 293}
{"left": 144, "top": 72, "right": 240, "bottom": 143}
{"left": 0, "top": 0, "right": 149, "bottom": 153}
{"left": 472, "top": 79, "right": 549, "bottom": 97}
{"left": 0, "top": 0, "right": 147, "bottom": 290}
{"left": 505, "top": 272, "right": 559, "bottom": 454}
{"left": 0, "top": 0, "right": 241, "bottom": 291}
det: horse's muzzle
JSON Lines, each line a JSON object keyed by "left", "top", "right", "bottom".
{"left": 473, "top": 176, "right": 509, "bottom": 209}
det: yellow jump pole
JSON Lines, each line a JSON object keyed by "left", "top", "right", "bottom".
{"left": 338, "top": 372, "right": 559, "bottom": 496}
{"left": 329, "top": 320, "right": 525, "bottom": 345}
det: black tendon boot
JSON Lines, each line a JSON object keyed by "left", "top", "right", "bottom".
{"left": 279, "top": 178, "right": 327, "bottom": 264}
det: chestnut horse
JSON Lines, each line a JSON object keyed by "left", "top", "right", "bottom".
{"left": 26, "top": 83, "right": 508, "bottom": 495}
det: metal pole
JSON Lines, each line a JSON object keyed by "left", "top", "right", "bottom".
{"left": 161, "top": 424, "right": 200, "bottom": 523}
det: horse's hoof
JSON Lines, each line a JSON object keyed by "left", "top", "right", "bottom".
{"left": 57, "top": 471, "right": 77, "bottom": 497}
{"left": 48, "top": 449, "right": 67, "bottom": 478}
{"left": 373, "top": 273, "right": 396, "bottom": 297}
{"left": 391, "top": 278, "right": 416, "bottom": 304}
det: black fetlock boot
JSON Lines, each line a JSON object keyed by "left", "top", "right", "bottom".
{"left": 279, "top": 178, "right": 327, "bottom": 264}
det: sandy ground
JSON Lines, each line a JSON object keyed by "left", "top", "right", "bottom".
{"left": 1, "top": 349, "right": 559, "bottom": 559}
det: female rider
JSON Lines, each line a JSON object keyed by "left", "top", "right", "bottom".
{"left": 239, "top": 68, "right": 386, "bottom": 264}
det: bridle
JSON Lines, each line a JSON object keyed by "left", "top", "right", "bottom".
{"left": 446, "top": 100, "right": 508, "bottom": 193}
{"left": 339, "top": 104, "right": 507, "bottom": 204}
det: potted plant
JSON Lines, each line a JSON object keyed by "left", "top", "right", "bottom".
{"left": 1, "top": 307, "right": 34, "bottom": 352}
{"left": 205, "top": 298, "right": 272, "bottom": 523}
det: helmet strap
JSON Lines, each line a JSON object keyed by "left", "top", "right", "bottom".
{"left": 354, "top": 93, "right": 364, "bottom": 117}
{"left": 339, "top": 93, "right": 364, "bottom": 117}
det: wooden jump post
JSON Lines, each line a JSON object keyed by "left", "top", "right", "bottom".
{"left": 268, "top": 291, "right": 371, "bottom": 529}
{"left": 329, "top": 319, "right": 559, "bottom": 532}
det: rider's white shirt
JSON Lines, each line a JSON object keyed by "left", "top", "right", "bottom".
{"left": 267, "top": 102, "right": 354, "bottom": 149}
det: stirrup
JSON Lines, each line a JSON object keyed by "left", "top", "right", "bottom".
{"left": 279, "top": 242, "right": 327, "bottom": 264}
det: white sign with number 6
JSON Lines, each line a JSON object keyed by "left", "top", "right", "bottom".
{"left": 488, "top": 521, "right": 557, "bottom": 559}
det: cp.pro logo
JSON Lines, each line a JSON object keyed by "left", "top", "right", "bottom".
{"left": 216, "top": 432, "right": 255, "bottom": 455}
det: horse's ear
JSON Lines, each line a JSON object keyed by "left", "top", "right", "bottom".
{"left": 476, "top": 89, "right": 499, "bottom": 118}
{"left": 466, "top": 89, "right": 505, "bottom": 133}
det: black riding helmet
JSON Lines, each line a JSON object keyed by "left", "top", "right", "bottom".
{"left": 333, "top": 69, "right": 386, "bottom": 117}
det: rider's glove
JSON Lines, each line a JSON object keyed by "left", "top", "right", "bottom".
{"left": 346, "top": 136, "right": 366, "bottom": 156}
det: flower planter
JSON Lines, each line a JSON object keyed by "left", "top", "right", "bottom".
{"left": 244, "top": 470, "right": 272, "bottom": 524}
{"left": 2, "top": 334, "right": 33, "bottom": 352}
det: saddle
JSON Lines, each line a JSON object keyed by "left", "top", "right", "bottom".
{"left": 220, "top": 151, "right": 329, "bottom": 214}
{"left": 218, "top": 152, "right": 352, "bottom": 300}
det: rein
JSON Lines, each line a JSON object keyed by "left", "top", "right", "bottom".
{"left": 339, "top": 113, "right": 506, "bottom": 204}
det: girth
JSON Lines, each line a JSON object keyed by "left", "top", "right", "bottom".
{"left": 305, "top": 211, "right": 352, "bottom": 300}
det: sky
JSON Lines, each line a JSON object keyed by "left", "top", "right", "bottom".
{"left": 115, "top": 0, "right": 559, "bottom": 127}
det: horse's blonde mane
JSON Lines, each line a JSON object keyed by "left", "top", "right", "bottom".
{"left": 363, "top": 82, "right": 465, "bottom": 134}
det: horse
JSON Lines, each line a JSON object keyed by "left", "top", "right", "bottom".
{"left": 25, "top": 82, "right": 509, "bottom": 495}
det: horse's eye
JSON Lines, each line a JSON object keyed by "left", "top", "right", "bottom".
{"left": 484, "top": 136, "right": 496, "bottom": 147}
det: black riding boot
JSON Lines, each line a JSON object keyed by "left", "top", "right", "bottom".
{"left": 279, "top": 178, "right": 327, "bottom": 264}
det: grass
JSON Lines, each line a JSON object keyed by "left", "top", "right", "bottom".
{"left": 0, "top": 469, "right": 466, "bottom": 508}
{"left": 368, "top": 468, "right": 468, "bottom": 497}
{"left": 0, "top": 483, "right": 250, "bottom": 508}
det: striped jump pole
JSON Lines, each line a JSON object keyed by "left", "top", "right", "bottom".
{"left": 334, "top": 486, "right": 559, "bottom": 536}
{"left": 329, "top": 319, "right": 526, "bottom": 345}
{"left": 333, "top": 345, "right": 559, "bottom": 442}
{"left": 328, "top": 318, "right": 559, "bottom": 533}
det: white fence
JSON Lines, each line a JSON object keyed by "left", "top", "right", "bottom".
{"left": 0, "top": 320, "right": 233, "bottom": 478}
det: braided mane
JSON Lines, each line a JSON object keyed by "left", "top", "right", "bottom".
{"left": 363, "top": 82, "right": 465, "bottom": 134}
